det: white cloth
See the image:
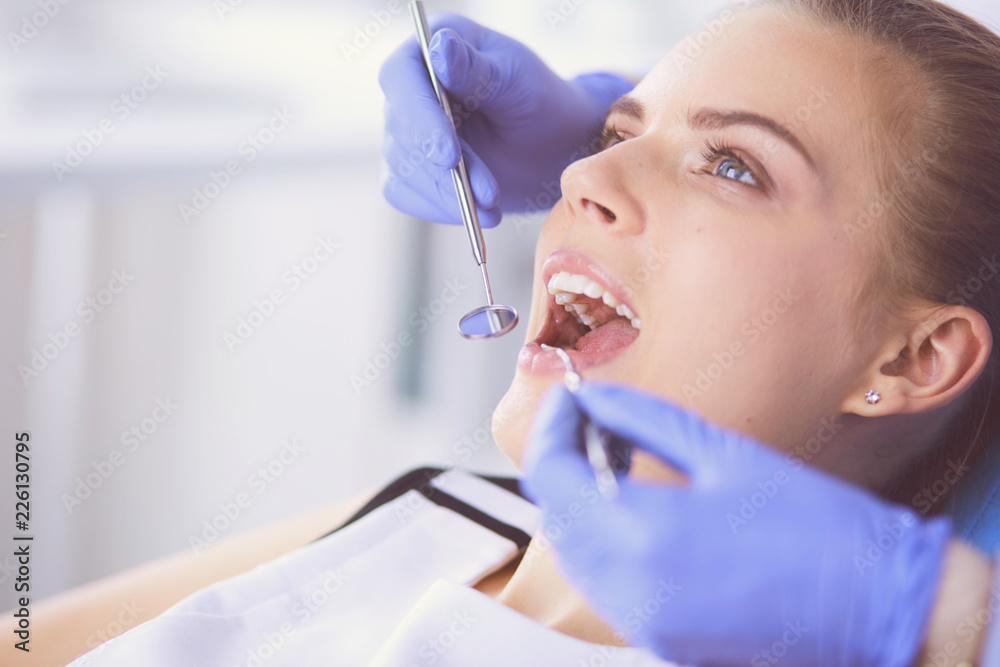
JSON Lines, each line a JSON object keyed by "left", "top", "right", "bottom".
{"left": 68, "top": 468, "right": 674, "bottom": 666}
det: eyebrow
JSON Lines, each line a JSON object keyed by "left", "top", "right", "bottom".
{"left": 689, "top": 106, "right": 816, "bottom": 170}
{"left": 608, "top": 96, "right": 645, "bottom": 122}
{"left": 606, "top": 96, "right": 817, "bottom": 171}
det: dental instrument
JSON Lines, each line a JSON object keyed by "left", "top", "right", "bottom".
{"left": 408, "top": 0, "right": 519, "bottom": 340}
{"left": 540, "top": 344, "right": 619, "bottom": 500}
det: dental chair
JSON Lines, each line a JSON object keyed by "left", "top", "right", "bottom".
{"left": 951, "top": 432, "right": 1000, "bottom": 555}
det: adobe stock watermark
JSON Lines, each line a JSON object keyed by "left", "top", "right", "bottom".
{"left": 912, "top": 459, "right": 970, "bottom": 515}
{"left": 852, "top": 511, "right": 918, "bottom": 574}
{"left": 223, "top": 235, "right": 341, "bottom": 352}
{"left": 17, "top": 268, "right": 135, "bottom": 385}
{"left": 512, "top": 452, "right": 632, "bottom": 567}
{"left": 619, "top": 245, "right": 672, "bottom": 300}
{"left": 235, "top": 567, "right": 351, "bottom": 667}
{"left": 511, "top": 132, "right": 610, "bottom": 229}
{"left": 621, "top": 578, "right": 682, "bottom": 637}
{"left": 448, "top": 410, "right": 497, "bottom": 465}
{"left": 341, "top": 0, "right": 406, "bottom": 63}
{"left": 383, "top": 128, "right": 448, "bottom": 198}
{"left": 189, "top": 439, "right": 307, "bottom": 555}
{"left": 844, "top": 124, "right": 961, "bottom": 244}
{"left": 179, "top": 107, "right": 295, "bottom": 223}
{"left": 750, "top": 620, "right": 810, "bottom": 666}
{"left": 413, "top": 610, "right": 478, "bottom": 665}
{"left": 51, "top": 65, "right": 168, "bottom": 182}
{"left": 383, "top": 75, "right": 498, "bottom": 200}
{"left": 672, "top": 2, "right": 751, "bottom": 73}
{"left": 856, "top": 462, "right": 969, "bottom": 574}
{"left": 726, "top": 416, "right": 843, "bottom": 534}
{"left": 577, "top": 578, "right": 682, "bottom": 666}
{"left": 61, "top": 398, "right": 179, "bottom": 513}
{"left": 7, "top": 0, "right": 73, "bottom": 53}
{"left": 545, "top": 0, "right": 592, "bottom": 30}
{"left": 924, "top": 590, "right": 1000, "bottom": 667}
{"left": 946, "top": 255, "right": 1000, "bottom": 306}
{"left": 213, "top": 0, "right": 246, "bottom": 20}
{"left": 762, "top": 85, "right": 833, "bottom": 157}
{"left": 350, "top": 277, "right": 468, "bottom": 394}
{"left": 392, "top": 406, "right": 521, "bottom": 524}
{"left": 84, "top": 601, "right": 144, "bottom": 650}
{"left": 681, "top": 288, "right": 799, "bottom": 401}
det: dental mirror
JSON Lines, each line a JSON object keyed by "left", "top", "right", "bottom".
{"left": 458, "top": 304, "right": 519, "bottom": 340}
{"left": 409, "top": 0, "right": 519, "bottom": 341}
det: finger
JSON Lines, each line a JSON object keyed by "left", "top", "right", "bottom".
{"left": 379, "top": 37, "right": 461, "bottom": 169}
{"left": 575, "top": 384, "right": 791, "bottom": 487}
{"left": 521, "top": 386, "right": 694, "bottom": 524}
{"left": 382, "top": 171, "right": 459, "bottom": 226}
{"left": 574, "top": 383, "right": 722, "bottom": 477}
{"left": 521, "top": 385, "right": 602, "bottom": 509}
{"left": 384, "top": 109, "right": 501, "bottom": 223}
{"left": 382, "top": 164, "right": 501, "bottom": 229}
{"left": 457, "top": 136, "right": 501, "bottom": 215}
{"left": 429, "top": 28, "right": 500, "bottom": 108}
{"left": 383, "top": 174, "right": 502, "bottom": 228}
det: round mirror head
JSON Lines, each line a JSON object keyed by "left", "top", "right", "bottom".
{"left": 458, "top": 305, "right": 519, "bottom": 340}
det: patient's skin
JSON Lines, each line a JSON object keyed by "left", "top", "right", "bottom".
{"left": 486, "top": 4, "right": 992, "bottom": 646}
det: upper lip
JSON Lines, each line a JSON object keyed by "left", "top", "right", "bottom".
{"left": 541, "top": 248, "right": 640, "bottom": 318}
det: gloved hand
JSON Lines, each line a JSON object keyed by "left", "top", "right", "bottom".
{"left": 378, "top": 12, "right": 633, "bottom": 227}
{"left": 521, "top": 383, "right": 952, "bottom": 667}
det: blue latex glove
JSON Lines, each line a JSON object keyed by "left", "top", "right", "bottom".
{"left": 521, "top": 383, "right": 952, "bottom": 667}
{"left": 378, "top": 12, "right": 633, "bottom": 227}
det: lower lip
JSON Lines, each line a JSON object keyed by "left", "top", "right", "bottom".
{"left": 517, "top": 341, "right": 634, "bottom": 375}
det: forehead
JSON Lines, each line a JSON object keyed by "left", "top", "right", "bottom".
{"left": 632, "top": 6, "right": 879, "bottom": 188}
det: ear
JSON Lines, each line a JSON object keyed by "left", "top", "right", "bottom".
{"left": 841, "top": 304, "right": 993, "bottom": 416}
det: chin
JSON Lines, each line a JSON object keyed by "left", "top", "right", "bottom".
{"left": 492, "top": 370, "right": 560, "bottom": 469}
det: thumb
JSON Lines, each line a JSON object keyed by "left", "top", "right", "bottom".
{"left": 429, "top": 29, "right": 500, "bottom": 111}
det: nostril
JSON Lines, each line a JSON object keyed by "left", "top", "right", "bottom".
{"left": 584, "top": 198, "right": 617, "bottom": 223}
{"left": 596, "top": 203, "right": 617, "bottom": 222}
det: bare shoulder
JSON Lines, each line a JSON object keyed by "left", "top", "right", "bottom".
{"left": 1, "top": 488, "right": 373, "bottom": 667}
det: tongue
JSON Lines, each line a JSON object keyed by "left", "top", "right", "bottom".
{"left": 575, "top": 318, "right": 639, "bottom": 353}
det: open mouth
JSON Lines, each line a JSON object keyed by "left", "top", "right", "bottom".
{"left": 539, "top": 271, "right": 641, "bottom": 352}
{"left": 519, "top": 251, "right": 643, "bottom": 375}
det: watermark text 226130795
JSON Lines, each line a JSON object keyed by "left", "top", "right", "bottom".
{"left": 12, "top": 431, "right": 32, "bottom": 653}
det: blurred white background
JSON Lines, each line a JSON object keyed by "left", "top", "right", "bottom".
{"left": 0, "top": 0, "right": 997, "bottom": 612}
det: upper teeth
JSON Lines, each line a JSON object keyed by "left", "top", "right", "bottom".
{"left": 547, "top": 271, "right": 641, "bottom": 330}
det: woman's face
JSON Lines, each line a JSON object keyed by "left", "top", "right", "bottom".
{"left": 494, "top": 7, "right": 891, "bottom": 471}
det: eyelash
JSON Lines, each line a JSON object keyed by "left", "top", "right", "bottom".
{"left": 596, "top": 125, "right": 626, "bottom": 152}
{"left": 595, "top": 125, "right": 766, "bottom": 193}
{"left": 698, "top": 140, "right": 763, "bottom": 191}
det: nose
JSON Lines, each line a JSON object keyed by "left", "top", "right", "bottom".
{"left": 560, "top": 145, "right": 646, "bottom": 236}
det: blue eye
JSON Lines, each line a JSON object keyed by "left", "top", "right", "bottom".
{"left": 715, "top": 157, "right": 758, "bottom": 187}
{"left": 702, "top": 141, "right": 764, "bottom": 191}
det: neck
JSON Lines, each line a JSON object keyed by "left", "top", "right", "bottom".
{"left": 495, "top": 531, "right": 626, "bottom": 646}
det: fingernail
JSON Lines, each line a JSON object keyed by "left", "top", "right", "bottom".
{"left": 429, "top": 30, "right": 460, "bottom": 83}
{"left": 421, "top": 130, "right": 457, "bottom": 167}
{"left": 428, "top": 31, "right": 447, "bottom": 71}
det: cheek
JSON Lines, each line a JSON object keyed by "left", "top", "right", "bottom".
{"left": 537, "top": 202, "right": 571, "bottom": 250}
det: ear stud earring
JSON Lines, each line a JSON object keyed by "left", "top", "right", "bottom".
{"left": 865, "top": 390, "right": 881, "bottom": 405}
